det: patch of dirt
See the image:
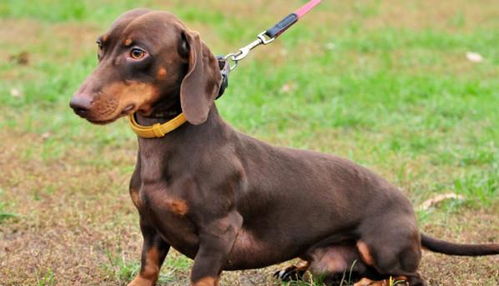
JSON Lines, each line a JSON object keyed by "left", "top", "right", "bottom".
{"left": 0, "top": 128, "right": 497, "bottom": 285}
{"left": 374, "top": 0, "right": 499, "bottom": 31}
{"left": 420, "top": 209, "right": 499, "bottom": 285}
{"left": 0, "top": 18, "right": 100, "bottom": 66}
{"left": 1, "top": 2, "right": 498, "bottom": 283}
{"left": 0, "top": 131, "right": 140, "bottom": 285}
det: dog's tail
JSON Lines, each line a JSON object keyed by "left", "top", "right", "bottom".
{"left": 421, "top": 233, "right": 499, "bottom": 256}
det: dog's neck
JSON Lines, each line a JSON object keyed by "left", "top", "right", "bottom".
{"left": 135, "top": 96, "right": 182, "bottom": 126}
{"left": 136, "top": 105, "right": 228, "bottom": 183}
{"left": 136, "top": 104, "right": 227, "bottom": 150}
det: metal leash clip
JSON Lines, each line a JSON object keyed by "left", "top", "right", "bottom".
{"left": 217, "top": 0, "right": 322, "bottom": 99}
{"left": 216, "top": 56, "right": 230, "bottom": 99}
{"left": 225, "top": 31, "right": 275, "bottom": 71}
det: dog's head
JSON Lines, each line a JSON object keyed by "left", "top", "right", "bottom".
{"left": 70, "top": 9, "right": 221, "bottom": 125}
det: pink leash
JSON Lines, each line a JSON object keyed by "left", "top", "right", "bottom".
{"left": 295, "top": 0, "right": 322, "bottom": 18}
{"left": 225, "top": 0, "right": 323, "bottom": 71}
{"left": 265, "top": 0, "right": 323, "bottom": 38}
{"left": 218, "top": 0, "right": 322, "bottom": 97}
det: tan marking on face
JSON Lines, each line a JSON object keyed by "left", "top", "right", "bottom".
{"left": 156, "top": 68, "right": 167, "bottom": 80}
{"left": 90, "top": 81, "right": 159, "bottom": 121}
{"left": 192, "top": 277, "right": 219, "bottom": 286}
{"left": 357, "top": 240, "right": 374, "bottom": 266}
{"left": 102, "top": 34, "right": 109, "bottom": 43}
{"left": 124, "top": 38, "right": 133, "bottom": 46}
{"left": 167, "top": 199, "right": 188, "bottom": 216}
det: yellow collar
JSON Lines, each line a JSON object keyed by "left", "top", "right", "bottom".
{"left": 128, "top": 113, "right": 187, "bottom": 138}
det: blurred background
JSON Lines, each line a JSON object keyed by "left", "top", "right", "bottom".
{"left": 0, "top": 0, "right": 498, "bottom": 285}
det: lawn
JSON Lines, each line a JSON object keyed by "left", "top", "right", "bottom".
{"left": 0, "top": 0, "right": 498, "bottom": 285}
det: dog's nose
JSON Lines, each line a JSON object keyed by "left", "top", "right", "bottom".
{"left": 70, "top": 95, "right": 92, "bottom": 117}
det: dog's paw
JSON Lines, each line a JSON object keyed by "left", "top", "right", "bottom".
{"left": 273, "top": 265, "right": 306, "bottom": 282}
{"left": 127, "top": 276, "right": 155, "bottom": 286}
{"left": 353, "top": 277, "right": 409, "bottom": 286}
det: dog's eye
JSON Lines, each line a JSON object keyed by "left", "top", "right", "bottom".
{"left": 129, "top": 48, "right": 146, "bottom": 60}
{"left": 96, "top": 40, "right": 103, "bottom": 50}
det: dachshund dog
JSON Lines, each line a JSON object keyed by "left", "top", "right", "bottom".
{"left": 70, "top": 9, "right": 499, "bottom": 286}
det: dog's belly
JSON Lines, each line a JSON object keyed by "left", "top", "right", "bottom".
{"left": 152, "top": 220, "right": 287, "bottom": 270}
{"left": 224, "top": 228, "right": 298, "bottom": 270}
{"left": 153, "top": 218, "right": 293, "bottom": 269}
{"left": 149, "top": 209, "right": 296, "bottom": 270}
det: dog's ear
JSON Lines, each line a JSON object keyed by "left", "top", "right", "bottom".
{"left": 179, "top": 30, "right": 221, "bottom": 125}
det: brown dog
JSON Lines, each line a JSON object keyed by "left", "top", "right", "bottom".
{"left": 70, "top": 9, "right": 498, "bottom": 286}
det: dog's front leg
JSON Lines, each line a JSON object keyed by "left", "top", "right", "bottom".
{"left": 128, "top": 217, "right": 170, "bottom": 286}
{"left": 191, "top": 211, "right": 243, "bottom": 286}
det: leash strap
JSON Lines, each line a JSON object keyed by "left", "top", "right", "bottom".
{"left": 130, "top": 1, "right": 321, "bottom": 136}
{"left": 266, "top": 0, "right": 322, "bottom": 38}
{"left": 216, "top": 56, "right": 230, "bottom": 99}
{"left": 295, "top": 0, "right": 323, "bottom": 18}
{"left": 224, "top": 0, "right": 322, "bottom": 72}
{"left": 217, "top": 0, "right": 321, "bottom": 98}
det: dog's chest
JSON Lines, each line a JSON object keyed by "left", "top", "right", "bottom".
{"left": 135, "top": 184, "right": 200, "bottom": 257}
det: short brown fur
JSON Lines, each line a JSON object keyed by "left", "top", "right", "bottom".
{"left": 192, "top": 277, "right": 219, "bottom": 286}
{"left": 70, "top": 8, "right": 499, "bottom": 286}
{"left": 167, "top": 199, "right": 188, "bottom": 216}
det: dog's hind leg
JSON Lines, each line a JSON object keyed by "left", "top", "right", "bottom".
{"left": 356, "top": 215, "right": 427, "bottom": 286}
{"left": 275, "top": 242, "right": 376, "bottom": 285}
{"left": 307, "top": 243, "right": 381, "bottom": 285}
{"left": 275, "top": 239, "right": 423, "bottom": 286}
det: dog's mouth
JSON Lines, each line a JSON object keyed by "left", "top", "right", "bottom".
{"left": 86, "top": 117, "right": 119, "bottom": 125}
{"left": 121, "top": 104, "right": 136, "bottom": 115}
{"left": 80, "top": 103, "right": 138, "bottom": 125}
{"left": 72, "top": 81, "right": 159, "bottom": 125}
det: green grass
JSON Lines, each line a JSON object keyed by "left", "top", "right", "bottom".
{"left": 103, "top": 250, "right": 141, "bottom": 283}
{"left": 35, "top": 269, "right": 56, "bottom": 286}
{"left": 0, "top": 189, "right": 18, "bottom": 223}
{"left": 0, "top": 0, "right": 498, "bottom": 285}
